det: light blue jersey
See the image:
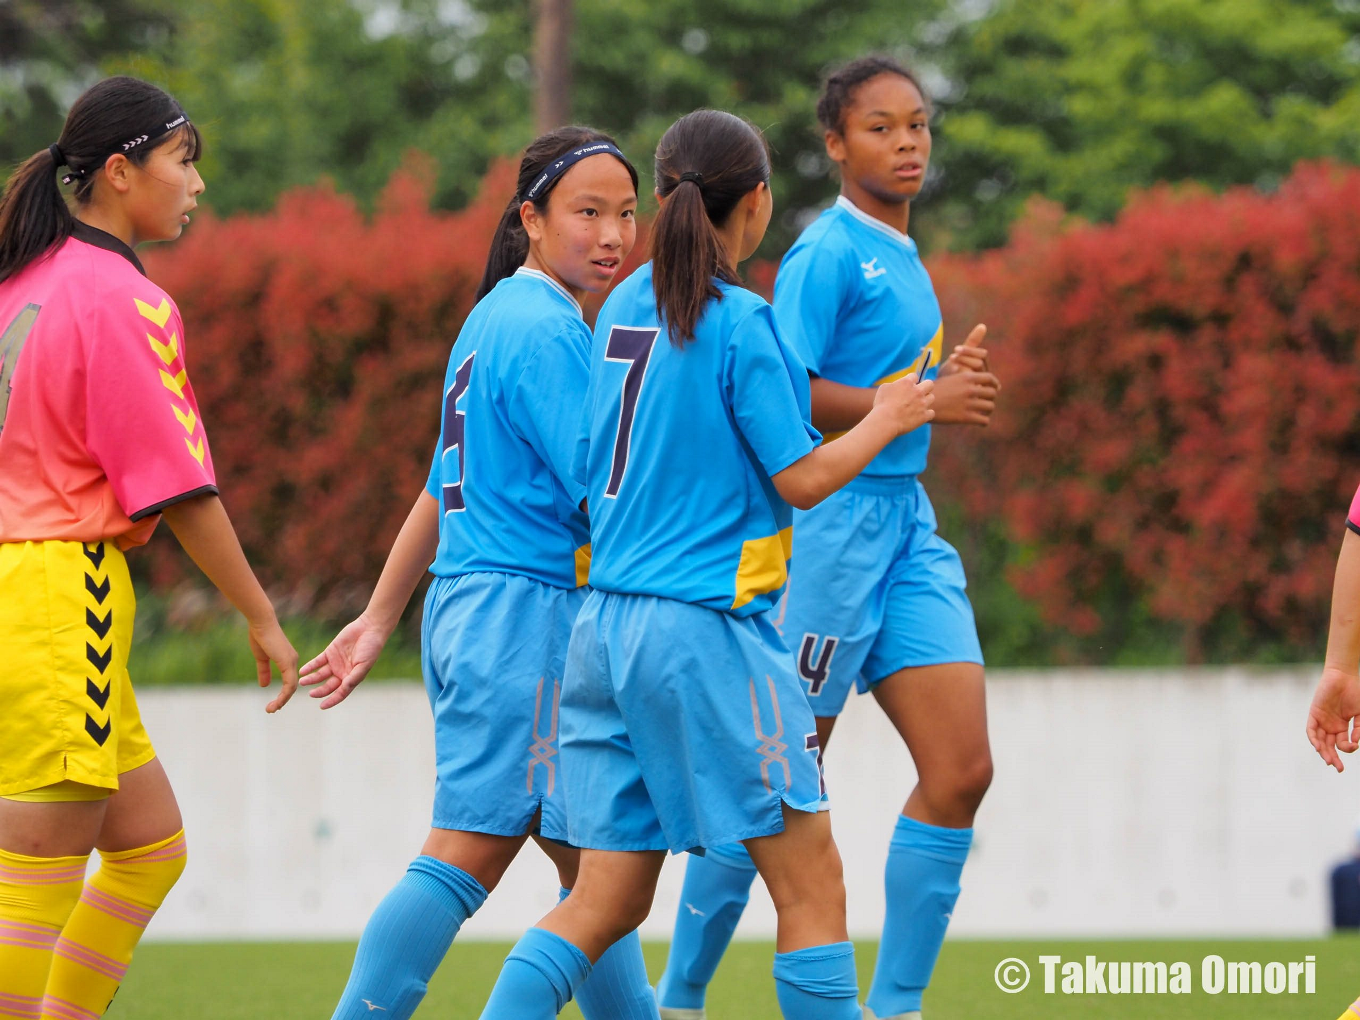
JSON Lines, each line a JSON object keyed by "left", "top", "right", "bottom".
{"left": 774, "top": 195, "right": 942, "bottom": 480}
{"left": 425, "top": 268, "right": 591, "bottom": 589}
{"left": 576, "top": 262, "right": 820, "bottom": 617}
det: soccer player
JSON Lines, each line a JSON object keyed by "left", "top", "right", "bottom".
{"left": 299, "top": 127, "right": 657, "bottom": 1020}
{"left": 0, "top": 76, "right": 298, "bottom": 1019}
{"left": 1307, "top": 487, "right": 1360, "bottom": 775}
{"left": 474, "top": 108, "right": 935, "bottom": 1020}
{"left": 656, "top": 58, "right": 1001, "bottom": 1020}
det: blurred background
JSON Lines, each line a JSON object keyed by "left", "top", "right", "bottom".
{"left": 8, "top": 0, "right": 1360, "bottom": 994}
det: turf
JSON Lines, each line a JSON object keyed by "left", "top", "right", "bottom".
{"left": 113, "top": 937, "right": 1360, "bottom": 1018}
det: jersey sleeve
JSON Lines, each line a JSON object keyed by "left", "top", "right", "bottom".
{"left": 1348, "top": 481, "right": 1360, "bottom": 535}
{"left": 725, "top": 304, "right": 821, "bottom": 478}
{"left": 772, "top": 234, "right": 856, "bottom": 376}
{"left": 510, "top": 327, "right": 591, "bottom": 506}
{"left": 83, "top": 294, "right": 218, "bottom": 520}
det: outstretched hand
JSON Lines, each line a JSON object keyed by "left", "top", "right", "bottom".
{"left": 1307, "top": 666, "right": 1360, "bottom": 771}
{"left": 299, "top": 614, "right": 390, "bottom": 710}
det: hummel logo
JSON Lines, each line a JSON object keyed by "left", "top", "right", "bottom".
{"left": 861, "top": 257, "right": 887, "bottom": 280}
{"left": 685, "top": 902, "right": 706, "bottom": 917}
{"left": 361, "top": 1001, "right": 386, "bottom": 1012}
{"left": 122, "top": 134, "right": 149, "bottom": 151}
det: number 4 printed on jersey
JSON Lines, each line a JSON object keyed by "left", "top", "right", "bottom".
{"left": 603, "top": 326, "right": 659, "bottom": 498}
{"left": 441, "top": 351, "right": 475, "bottom": 514}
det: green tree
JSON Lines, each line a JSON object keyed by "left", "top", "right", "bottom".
{"left": 920, "top": 0, "right": 1360, "bottom": 248}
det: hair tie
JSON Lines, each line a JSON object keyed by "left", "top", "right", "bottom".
{"left": 48, "top": 144, "right": 65, "bottom": 168}
{"left": 678, "top": 171, "right": 705, "bottom": 189}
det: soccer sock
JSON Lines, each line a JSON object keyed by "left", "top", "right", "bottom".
{"left": 41, "top": 830, "right": 186, "bottom": 1020}
{"left": 331, "top": 855, "right": 488, "bottom": 1020}
{"left": 0, "top": 848, "right": 87, "bottom": 1020}
{"left": 864, "top": 815, "right": 972, "bottom": 1019}
{"left": 656, "top": 843, "right": 757, "bottom": 1011}
{"left": 1337, "top": 998, "right": 1360, "bottom": 1020}
{"left": 479, "top": 927, "right": 590, "bottom": 1020}
{"left": 771, "top": 941, "right": 861, "bottom": 1020}
{"left": 555, "top": 887, "right": 656, "bottom": 1019}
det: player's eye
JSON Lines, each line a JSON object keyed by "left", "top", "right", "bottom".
{"left": 871, "top": 125, "right": 889, "bottom": 133}
{"left": 581, "top": 208, "right": 598, "bottom": 217}
{"left": 622, "top": 209, "right": 635, "bottom": 219}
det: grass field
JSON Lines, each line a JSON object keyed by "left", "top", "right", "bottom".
{"left": 115, "top": 937, "right": 1360, "bottom": 1018}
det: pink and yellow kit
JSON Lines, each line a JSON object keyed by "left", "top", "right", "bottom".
{"left": 0, "top": 223, "right": 216, "bottom": 800}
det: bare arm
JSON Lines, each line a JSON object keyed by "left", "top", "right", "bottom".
{"left": 160, "top": 494, "right": 298, "bottom": 712}
{"left": 299, "top": 490, "right": 440, "bottom": 708}
{"left": 773, "top": 374, "right": 934, "bottom": 511}
{"left": 1307, "top": 528, "right": 1360, "bottom": 770}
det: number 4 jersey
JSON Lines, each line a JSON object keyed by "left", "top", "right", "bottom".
{"left": 576, "top": 261, "right": 821, "bottom": 617}
{"left": 425, "top": 268, "right": 592, "bottom": 589}
{"left": 0, "top": 222, "right": 217, "bottom": 549}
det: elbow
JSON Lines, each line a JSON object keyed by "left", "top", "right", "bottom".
{"left": 773, "top": 478, "right": 822, "bottom": 512}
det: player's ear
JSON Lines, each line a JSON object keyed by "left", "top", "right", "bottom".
{"left": 824, "top": 129, "right": 846, "bottom": 165}
{"left": 101, "top": 153, "right": 134, "bottom": 195}
{"left": 519, "top": 198, "right": 544, "bottom": 244}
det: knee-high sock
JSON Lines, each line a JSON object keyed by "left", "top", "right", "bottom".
{"left": 554, "top": 887, "right": 656, "bottom": 1019}
{"left": 1337, "top": 998, "right": 1360, "bottom": 1020}
{"left": 331, "top": 855, "right": 488, "bottom": 1020}
{"left": 41, "top": 830, "right": 186, "bottom": 1020}
{"left": 772, "top": 941, "right": 860, "bottom": 1020}
{"left": 479, "top": 927, "right": 590, "bottom": 1020}
{"left": 0, "top": 848, "right": 87, "bottom": 1020}
{"left": 656, "top": 843, "right": 756, "bottom": 1011}
{"left": 864, "top": 816, "right": 972, "bottom": 1019}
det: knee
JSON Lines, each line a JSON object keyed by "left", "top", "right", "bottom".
{"left": 570, "top": 882, "right": 653, "bottom": 944}
{"left": 764, "top": 841, "right": 846, "bottom": 916}
{"left": 923, "top": 753, "right": 993, "bottom": 819}
{"left": 100, "top": 829, "right": 187, "bottom": 906}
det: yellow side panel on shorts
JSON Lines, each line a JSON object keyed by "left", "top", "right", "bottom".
{"left": 732, "top": 527, "right": 793, "bottom": 612}
{"left": 574, "top": 543, "right": 592, "bottom": 588}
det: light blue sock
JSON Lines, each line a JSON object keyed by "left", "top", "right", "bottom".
{"left": 556, "top": 887, "right": 658, "bottom": 1019}
{"left": 331, "top": 855, "right": 488, "bottom": 1019}
{"left": 864, "top": 815, "right": 972, "bottom": 1018}
{"left": 772, "top": 941, "right": 861, "bottom": 1020}
{"left": 479, "top": 926, "right": 591, "bottom": 1020}
{"left": 656, "top": 843, "right": 758, "bottom": 1010}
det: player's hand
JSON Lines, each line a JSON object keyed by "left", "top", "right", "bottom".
{"left": 247, "top": 616, "right": 299, "bottom": 714}
{"left": 1306, "top": 666, "right": 1360, "bottom": 771}
{"left": 299, "top": 614, "right": 390, "bottom": 710}
{"left": 872, "top": 372, "right": 935, "bottom": 435}
{"left": 939, "top": 324, "right": 993, "bottom": 378}
{"left": 930, "top": 369, "right": 1001, "bottom": 426}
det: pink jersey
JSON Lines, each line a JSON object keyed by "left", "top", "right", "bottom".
{"left": 0, "top": 223, "right": 216, "bottom": 549}
{"left": 1350, "top": 483, "right": 1360, "bottom": 535}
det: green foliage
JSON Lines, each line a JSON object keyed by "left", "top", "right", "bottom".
{"left": 920, "top": 0, "right": 1360, "bottom": 248}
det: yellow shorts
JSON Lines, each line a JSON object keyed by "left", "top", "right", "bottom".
{"left": 0, "top": 540, "right": 154, "bottom": 797}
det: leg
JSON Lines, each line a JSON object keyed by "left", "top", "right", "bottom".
{"left": 330, "top": 827, "right": 518, "bottom": 1019}
{"left": 744, "top": 805, "right": 859, "bottom": 1020}
{"left": 535, "top": 838, "right": 659, "bottom": 1020}
{"left": 42, "top": 758, "right": 186, "bottom": 1020}
{"left": 864, "top": 662, "right": 991, "bottom": 1020}
{"left": 0, "top": 799, "right": 104, "bottom": 1019}
{"left": 480, "top": 849, "right": 666, "bottom": 1020}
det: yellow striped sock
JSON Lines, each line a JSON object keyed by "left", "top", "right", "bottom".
{"left": 0, "top": 848, "right": 87, "bottom": 1020}
{"left": 41, "top": 830, "right": 186, "bottom": 1020}
{"left": 1337, "top": 999, "right": 1360, "bottom": 1020}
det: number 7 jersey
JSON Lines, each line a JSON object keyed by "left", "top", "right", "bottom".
{"left": 575, "top": 262, "right": 820, "bottom": 617}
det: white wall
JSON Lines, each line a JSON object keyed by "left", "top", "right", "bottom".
{"left": 133, "top": 667, "right": 1360, "bottom": 941}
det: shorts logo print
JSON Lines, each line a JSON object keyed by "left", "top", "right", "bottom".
{"left": 750, "top": 676, "right": 790, "bottom": 792}
{"left": 796, "top": 633, "right": 839, "bottom": 697}
{"left": 82, "top": 542, "right": 113, "bottom": 746}
{"left": 527, "top": 677, "right": 560, "bottom": 795}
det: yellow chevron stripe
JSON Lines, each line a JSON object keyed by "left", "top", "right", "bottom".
{"left": 171, "top": 404, "right": 197, "bottom": 435}
{"left": 134, "top": 298, "right": 172, "bottom": 329}
{"left": 874, "top": 323, "right": 945, "bottom": 386}
{"left": 147, "top": 331, "right": 179, "bottom": 366}
{"left": 159, "top": 369, "right": 187, "bottom": 400}
{"left": 184, "top": 436, "right": 205, "bottom": 464}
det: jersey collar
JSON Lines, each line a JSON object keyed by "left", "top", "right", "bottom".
{"left": 835, "top": 195, "right": 916, "bottom": 252}
{"left": 70, "top": 220, "right": 147, "bottom": 276}
{"left": 515, "top": 267, "right": 583, "bottom": 317}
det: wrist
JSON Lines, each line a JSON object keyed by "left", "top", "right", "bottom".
{"left": 359, "top": 606, "right": 400, "bottom": 639}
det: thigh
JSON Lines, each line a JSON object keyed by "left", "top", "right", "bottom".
{"left": 96, "top": 756, "right": 182, "bottom": 854}
{"left": 0, "top": 798, "right": 106, "bottom": 857}
{"left": 540, "top": 848, "right": 667, "bottom": 961}
{"left": 421, "top": 826, "right": 531, "bottom": 893}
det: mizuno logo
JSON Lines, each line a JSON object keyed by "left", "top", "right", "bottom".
{"left": 361, "top": 1001, "right": 386, "bottom": 1012}
{"left": 861, "top": 257, "right": 887, "bottom": 280}
{"left": 685, "top": 903, "right": 706, "bottom": 916}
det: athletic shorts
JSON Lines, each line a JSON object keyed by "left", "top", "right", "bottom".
{"left": 776, "top": 476, "right": 983, "bottom": 717}
{"left": 0, "top": 540, "right": 155, "bottom": 798}
{"left": 560, "top": 590, "right": 827, "bottom": 854}
{"left": 422, "top": 571, "right": 586, "bottom": 841}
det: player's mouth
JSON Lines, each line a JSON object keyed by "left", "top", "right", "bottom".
{"left": 181, "top": 203, "right": 197, "bottom": 225}
{"left": 591, "top": 256, "right": 621, "bottom": 275}
{"left": 893, "top": 162, "right": 924, "bottom": 180}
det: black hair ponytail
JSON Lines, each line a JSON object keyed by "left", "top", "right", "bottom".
{"left": 651, "top": 109, "right": 771, "bottom": 347}
{"left": 474, "top": 126, "right": 639, "bottom": 303}
{"left": 0, "top": 75, "right": 202, "bottom": 284}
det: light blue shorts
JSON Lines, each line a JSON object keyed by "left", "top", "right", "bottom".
{"left": 560, "top": 591, "right": 828, "bottom": 854}
{"left": 776, "top": 476, "right": 982, "bottom": 717}
{"left": 422, "top": 571, "right": 586, "bottom": 841}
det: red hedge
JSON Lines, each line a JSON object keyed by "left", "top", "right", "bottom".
{"left": 928, "top": 162, "right": 1360, "bottom": 652}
